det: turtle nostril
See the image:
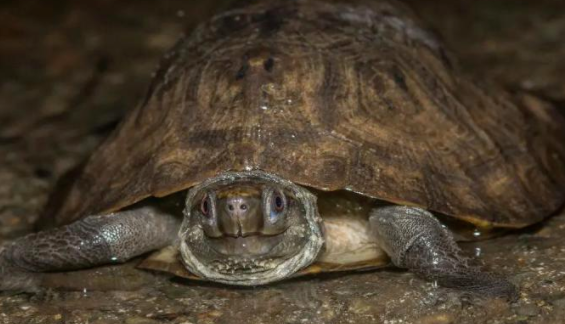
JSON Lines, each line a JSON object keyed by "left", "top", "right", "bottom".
{"left": 226, "top": 201, "right": 248, "bottom": 214}
{"left": 225, "top": 198, "right": 252, "bottom": 218}
{"left": 219, "top": 196, "right": 261, "bottom": 237}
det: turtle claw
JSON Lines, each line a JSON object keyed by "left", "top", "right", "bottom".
{"left": 0, "top": 246, "right": 41, "bottom": 293}
{"left": 435, "top": 271, "right": 518, "bottom": 301}
{"left": 369, "top": 206, "right": 517, "bottom": 300}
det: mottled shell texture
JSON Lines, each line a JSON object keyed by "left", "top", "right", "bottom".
{"left": 46, "top": 0, "right": 565, "bottom": 228}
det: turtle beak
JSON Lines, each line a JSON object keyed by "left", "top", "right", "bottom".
{"left": 217, "top": 196, "right": 262, "bottom": 237}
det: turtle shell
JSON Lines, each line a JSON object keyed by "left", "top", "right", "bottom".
{"left": 43, "top": 0, "right": 565, "bottom": 229}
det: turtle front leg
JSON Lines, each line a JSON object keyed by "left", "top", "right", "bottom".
{"left": 0, "top": 205, "right": 180, "bottom": 291}
{"left": 369, "top": 206, "right": 516, "bottom": 299}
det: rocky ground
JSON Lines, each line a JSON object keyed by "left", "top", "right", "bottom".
{"left": 1, "top": 0, "right": 564, "bottom": 323}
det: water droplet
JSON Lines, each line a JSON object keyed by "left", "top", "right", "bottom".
{"left": 111, "top": 256, "right": 118, "bottom": 262}
{"left": 475, "top": 247, "right": 482, "bottom": 257}
{"left": 473, "top": 229, "right": 482, "bottom": 237}
{"left": 260, "top": 104, "right": 268, "bottom": 110}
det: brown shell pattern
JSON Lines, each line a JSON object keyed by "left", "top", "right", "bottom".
{"left": 45, "top": 0, "right": 565, "bottom": 228}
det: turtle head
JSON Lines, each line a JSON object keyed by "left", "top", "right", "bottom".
{"left": 179, "top": 171, "right": 324, "bottom": 285}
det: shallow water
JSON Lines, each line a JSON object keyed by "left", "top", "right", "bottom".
{"left": 1, "top": 0, "right": 565, "bottom": 323}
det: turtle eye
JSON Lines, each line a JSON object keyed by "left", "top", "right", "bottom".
{"left": 271, "top": 190, "right": 286, "bottom": 214}
{"left": 201, "top": 194, "right": 212, "bottom": 216}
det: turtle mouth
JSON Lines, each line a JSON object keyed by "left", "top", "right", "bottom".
{"left": 207, "top": 256, "right": 281, "bottom": 274}
{"left": 205, "top": 231, "right": 287, "bottom": 257}
{"left": 184, "top": 224, "right": 307, "bottom": 277}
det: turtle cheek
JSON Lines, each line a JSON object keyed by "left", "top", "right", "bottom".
{"left": 196, "top": 206, "right": 223, "bottom": 238}
{"left": 261, "top": 208, "right": 287, "bottom": 236}
{"left": 261, "top": 214, "right": 288, "bottom": 236}
{"left": 201, "top": 217, "right": 223, "bottom": 238}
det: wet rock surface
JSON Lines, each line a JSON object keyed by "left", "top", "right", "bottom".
{"left": 1, "top": 0, "right": 564, "bottom": 323}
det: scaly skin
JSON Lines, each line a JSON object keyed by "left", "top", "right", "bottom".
{"left": 1, "top": 199, "right": 516, "bottom": 297}
{"left": 370, "top": 206, "right": 517, "bottom": 299}
{"left": 0, "top": 205, "right": 180, "bottom": 291}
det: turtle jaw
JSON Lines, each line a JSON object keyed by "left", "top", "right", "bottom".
{"left": 178, "top": 171, "right": 324, "bottom": 286}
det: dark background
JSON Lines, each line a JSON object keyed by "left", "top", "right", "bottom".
{"left": 1, "top": 1, "right": 564, "bottom": 323}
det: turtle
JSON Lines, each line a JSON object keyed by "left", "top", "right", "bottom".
{"left": 1, "top": 0, "right": 565, "bottom": 298}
